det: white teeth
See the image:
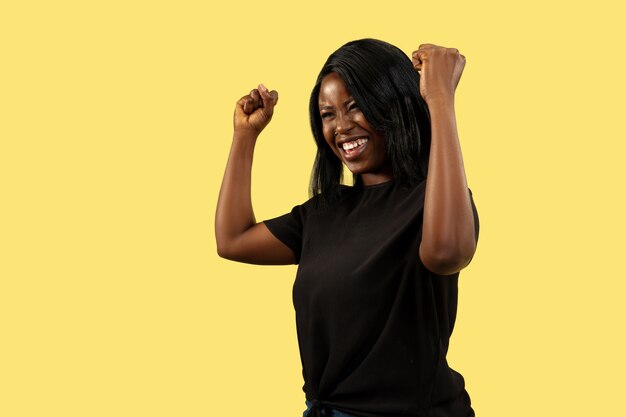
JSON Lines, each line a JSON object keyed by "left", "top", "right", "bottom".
{"left": 342, "top": 138, "right": 368, "bottom": 151}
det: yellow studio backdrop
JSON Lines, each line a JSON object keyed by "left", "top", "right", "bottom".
{"left": 1, "top": 0, "right": 625, "bottom": 416}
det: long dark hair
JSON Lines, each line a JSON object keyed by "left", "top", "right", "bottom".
{"left": 308, "top": 38, "right": 431, "bottom": 205}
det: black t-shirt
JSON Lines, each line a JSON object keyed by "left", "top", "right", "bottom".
{"left": 263, "top": 179, "right": 479, "bottom": 417}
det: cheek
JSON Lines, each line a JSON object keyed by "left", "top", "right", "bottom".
{"left": 328, "top": 144, "right": 341, "bottom": 159}
{"left": 322, "top": 128, "right": 338, "bottom": 154}
{"left": 373, "top": 136, "right": 389, "bottom": 161}
{"left": 322, "top": 125, "right": 333, "bottom": 140}
{"left": 323, "top": 135, "right": 334, "bottom": 150}
{"left": 322, "top": 139, "right": 338, "bottom": 158}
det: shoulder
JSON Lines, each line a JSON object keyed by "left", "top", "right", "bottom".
{"left": 301, "top": 185, "right": 353, "bottom": 212}
{"left": 387, "top": 179, "right": 427, "bottom": 207}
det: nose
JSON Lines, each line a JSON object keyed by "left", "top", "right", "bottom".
{"left": 335, "top": 112, "right": 355, "bottom": 136}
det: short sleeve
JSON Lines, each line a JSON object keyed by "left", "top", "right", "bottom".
{"left": 263, "top": 204, "right": 305, "bottom": 264}
{"left": 469, "top": 188, "right": 479, "bottom": 244}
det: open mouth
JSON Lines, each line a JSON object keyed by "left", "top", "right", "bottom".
{"left": 340, "top": 137, "right": 368, "bottom": 160}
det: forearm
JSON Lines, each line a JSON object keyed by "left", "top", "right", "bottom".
{"left": 215, "top": 132, "right": 258, "bottom": 254}
{"left": 420, "top": 99, "right": 476, "bottom": 273}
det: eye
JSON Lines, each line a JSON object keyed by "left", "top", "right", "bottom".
{"left": 321, "top": 112, "right": 333, "bottom": 119}
{"left": 349, "top": 102, "right": 359, "bottom": 111}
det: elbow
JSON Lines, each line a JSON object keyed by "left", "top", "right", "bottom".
{"left": 216, "top": 244, "right": 228, "bottom": 260}
{"left": 216, "top": 237, "right": 248, "bottom": 262}
{"left": 216, "top": 239, "right": 235, "bottom": 260}
{"left": 419, "top": 241, "right": 477, "bottom": 276}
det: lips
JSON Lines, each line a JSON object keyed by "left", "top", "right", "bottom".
{"left": 338, "top": 137, "right": 369, "bottom": 161}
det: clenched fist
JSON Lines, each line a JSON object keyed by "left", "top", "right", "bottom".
{"left": 234, "top": 84, "right": 279, "bottom": 136}
{"left": 412, "top": 44, "right": 466, "bottom": 105}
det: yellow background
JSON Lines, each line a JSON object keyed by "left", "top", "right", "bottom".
{"left": 2, "top": 0, "right": 625, "bottom": 416}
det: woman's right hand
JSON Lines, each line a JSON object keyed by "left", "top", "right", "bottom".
{"left": 234, "top": 84, "right": 279, "bottom": 136}
{"left": 218, "top": 83, "right": 295, "bottom": 265}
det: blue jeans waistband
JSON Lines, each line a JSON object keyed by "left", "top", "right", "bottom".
{"left": 303, "top": 400, "right": 360, "bottom": 417}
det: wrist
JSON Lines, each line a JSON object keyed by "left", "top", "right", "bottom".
{"left": 426, "top": 96, "right": 455, "bottom": 112}
{"left": 233, "top": 129, "right": 260, "bottom": 143}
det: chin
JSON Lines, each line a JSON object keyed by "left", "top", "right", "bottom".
{"left": 345, "top": 164, "right": 372, "bottom": 176}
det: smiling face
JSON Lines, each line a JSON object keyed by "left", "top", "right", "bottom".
{"left": 318, "top": 72, "right": 392, "bottom": 186}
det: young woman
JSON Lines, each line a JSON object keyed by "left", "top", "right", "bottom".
{"left": 216, "top": 39, "right": 479, "bottom": 417}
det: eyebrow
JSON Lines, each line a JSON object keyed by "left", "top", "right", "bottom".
{"left": 319, "top": 97, "right": 355, "bottom": 111}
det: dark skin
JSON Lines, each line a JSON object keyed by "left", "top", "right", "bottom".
{"left": 215, "top": 44, "right": 476, "bottom": 274}
{"left": 318, "top": 72, "right": 392, "bottom": 186}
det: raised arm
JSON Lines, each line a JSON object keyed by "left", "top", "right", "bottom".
{"left": 412, "top": 44, "right": 477, "bottom": 275}
{"left": 215, "top": 84, "right": 296, "bottom": 265}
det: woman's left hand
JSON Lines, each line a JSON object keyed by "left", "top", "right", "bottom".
{"left": 412, "top": 44, "right": 466, "bottom": 105}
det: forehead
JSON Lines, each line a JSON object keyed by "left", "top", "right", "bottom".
{"left": 318, "top": 72, "right": 352, "bottom": 104}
